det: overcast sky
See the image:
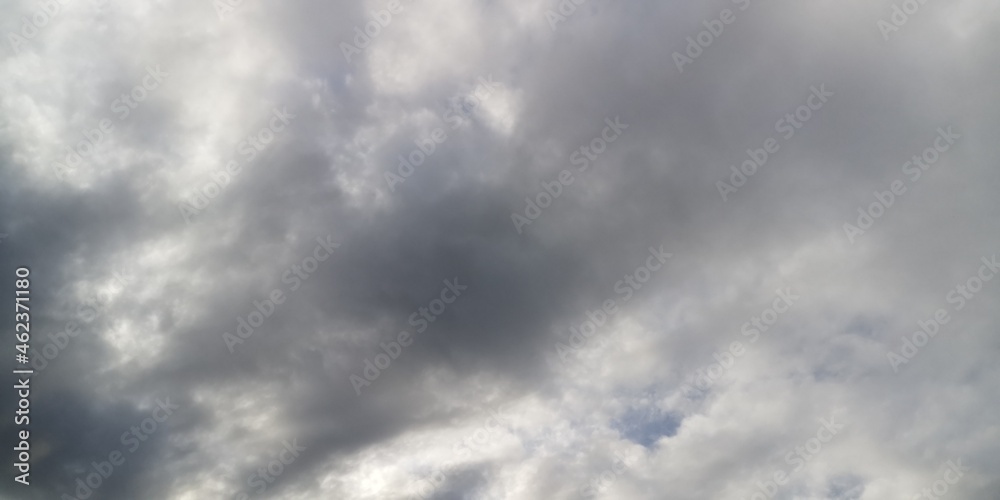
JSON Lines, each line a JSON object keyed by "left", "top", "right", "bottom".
{"left": 1, "top": 0, "right": 998, "bottom": 499}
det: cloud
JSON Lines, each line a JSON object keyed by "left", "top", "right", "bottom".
{"left": 0, "top": 0, "right": 998, "bottom": 498}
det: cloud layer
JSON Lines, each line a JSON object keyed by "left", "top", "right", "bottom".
{"left": 1, "top": 0, "right": 998, "bottom": 498}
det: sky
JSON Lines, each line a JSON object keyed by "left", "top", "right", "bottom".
{"left": 0, "top": 0, "right": 998, "bottom": 499}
